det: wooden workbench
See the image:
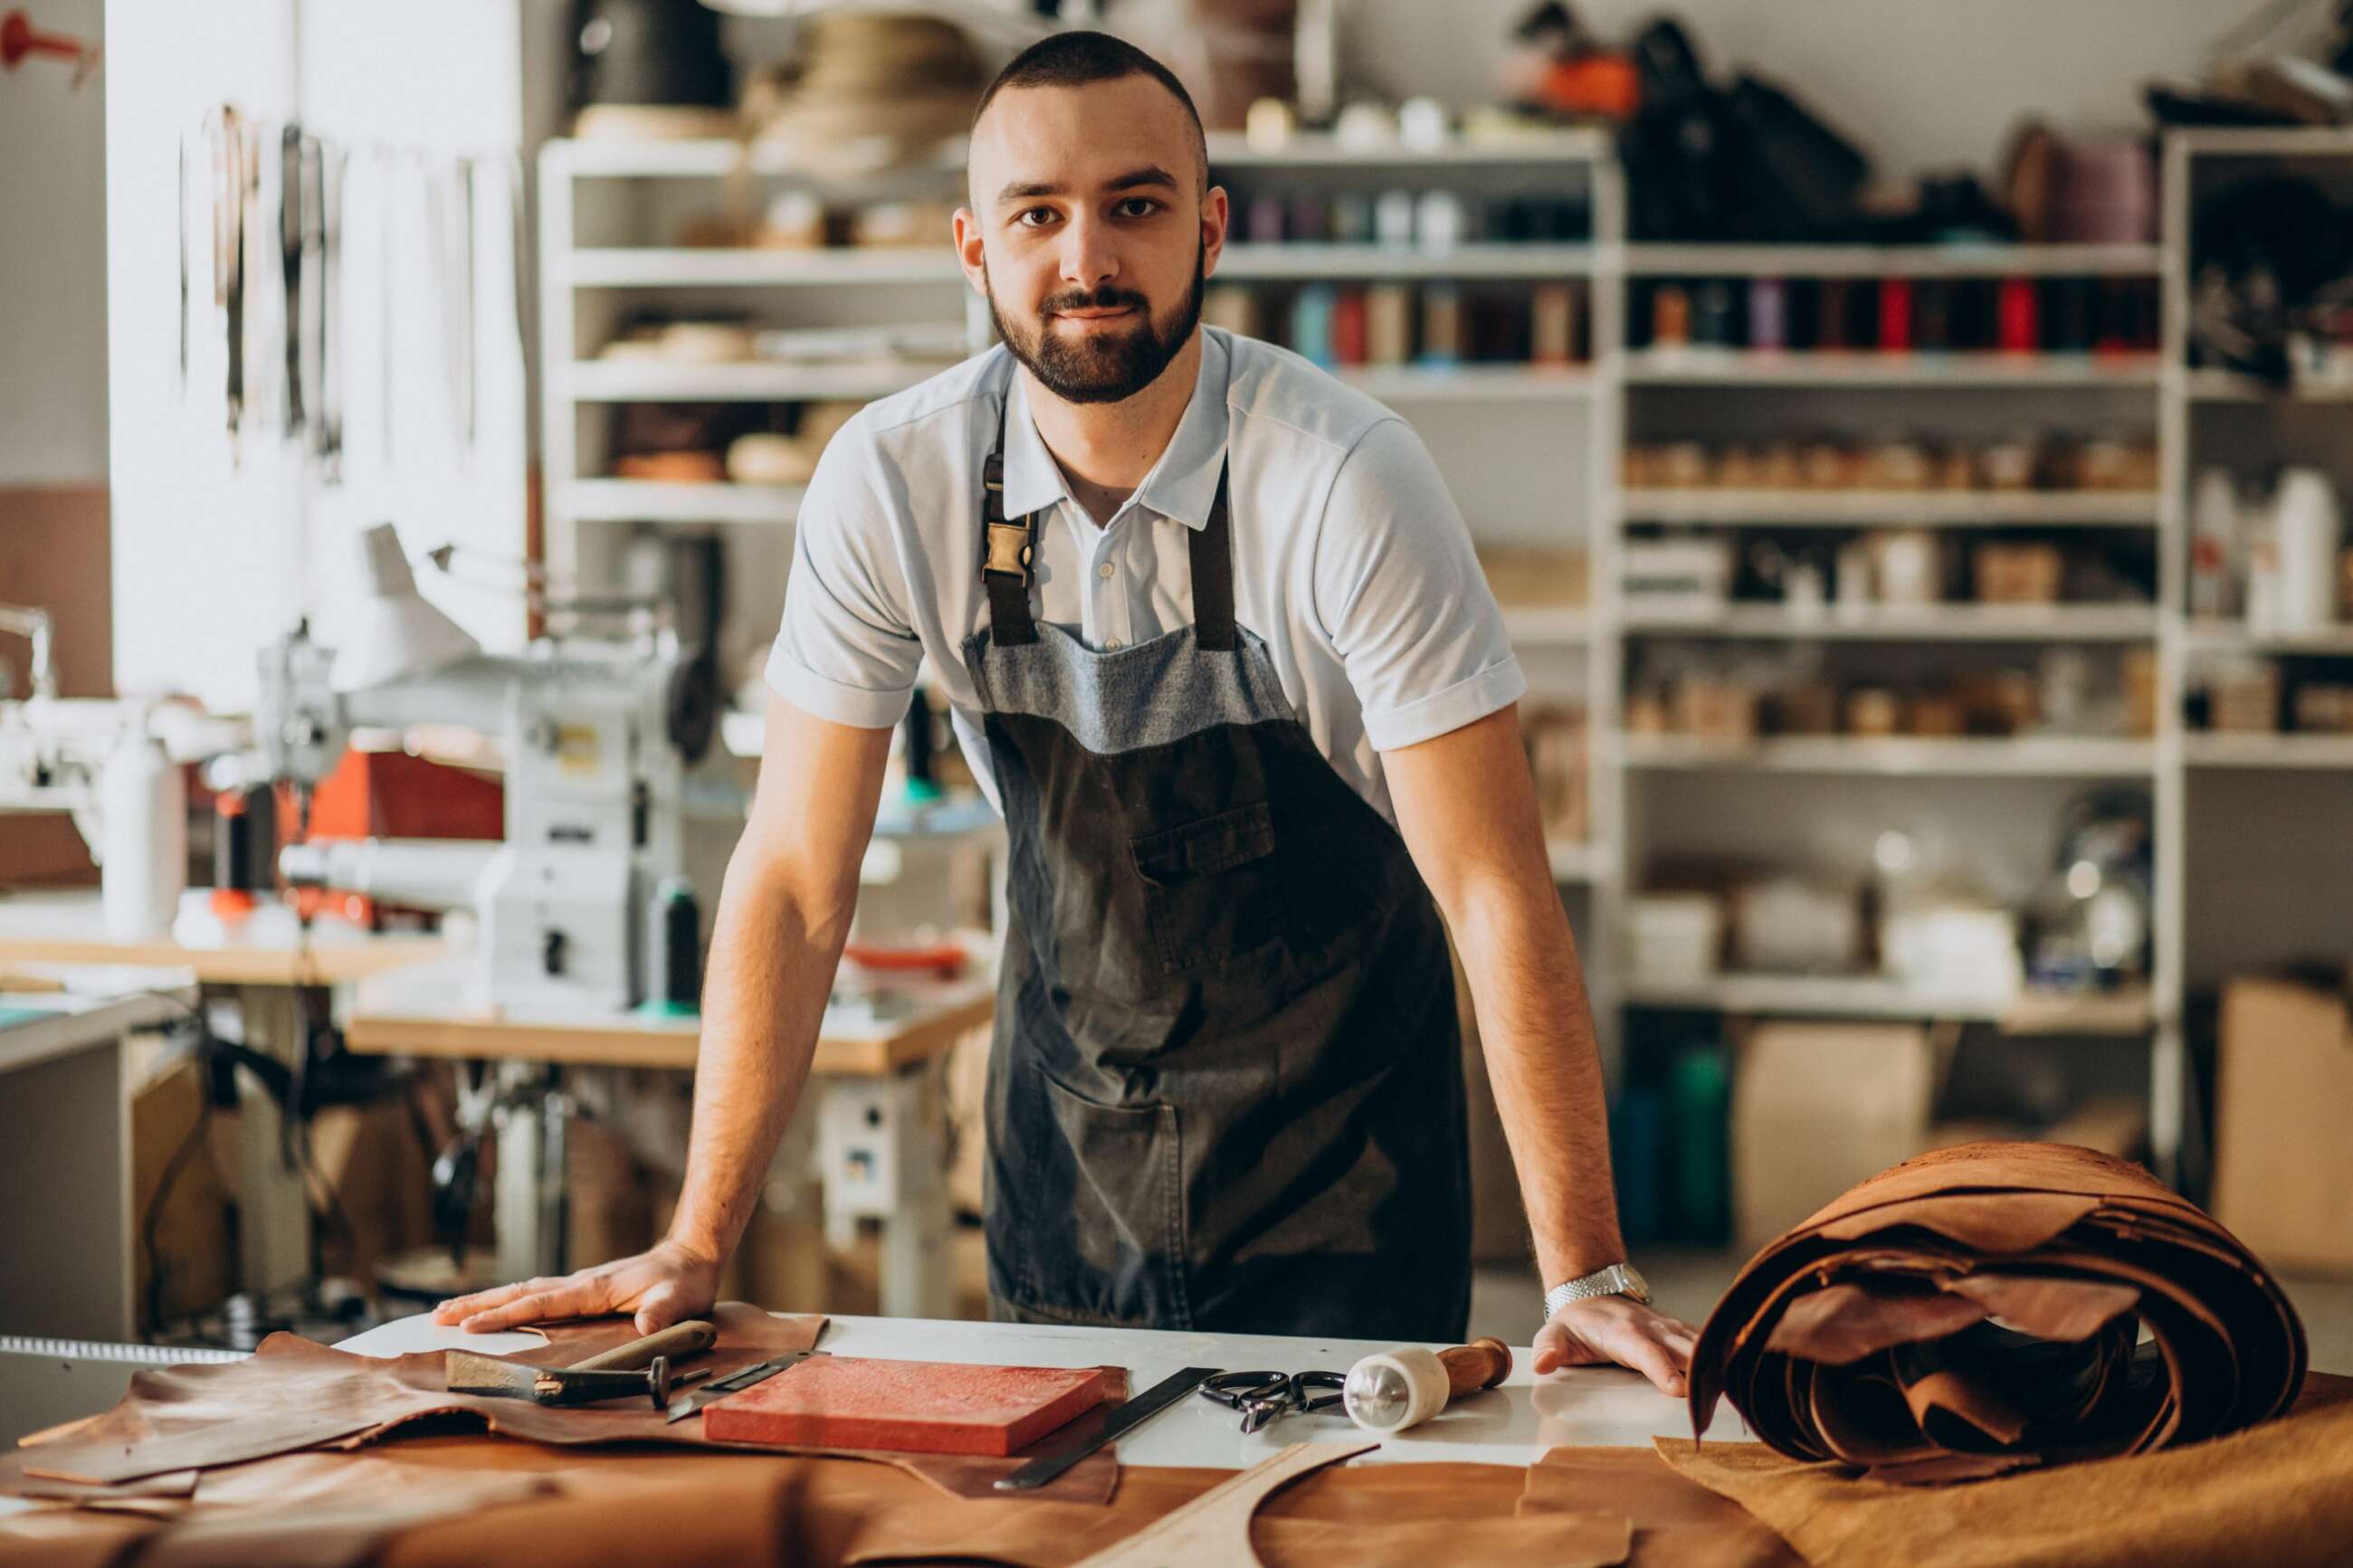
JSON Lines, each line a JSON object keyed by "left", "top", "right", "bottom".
{"left": 341, "top": 959, "right": 996, "bottom": 1078}
{"left": 0, "top": 889, "right": 444, "bottom": 986}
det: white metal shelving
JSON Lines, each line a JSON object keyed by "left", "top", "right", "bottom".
{"left": 1620, "top": 603, "right": 2158, "bottom": 641}
{"left": 1624, "top": 242, "right": 2162, "bottom": 279}
{"left": 1619, "top": 735, "right": 2156, "bottom": 777}
{"left": 537, "top": 128, "right": 2353, "bottom": 1187}
{"left": 1620, "top": 489, "right": 2158, "bottom": 527}
{"left": 1622, "top": 350, "right": 2163, "bottom": 387}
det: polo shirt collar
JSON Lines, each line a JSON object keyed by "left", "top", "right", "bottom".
{"left": 996, "top": 329, "right": 1231, "bottom": 532}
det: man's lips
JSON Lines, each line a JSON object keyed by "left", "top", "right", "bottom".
{"left": 1053, "top": 306, "right": 1138, "bottom": 321}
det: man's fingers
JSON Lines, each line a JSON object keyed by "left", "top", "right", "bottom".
{"left": 431, "top": 1278, "right": 546, "bottom": 1325}
{"left": 632, "top": 1280, "right": 684, "bottom": 1336}
{"left": 457, "top": 1278, "right": 605, "bottom": 1333}
{"left": 457, "top": 1292, "right": 559, "bottom": 1333}
{"left": 1531, "top": 1319, "right": 1570, "bottom": 1376}
{"left": 1616, "top": 1329, "right": 1687, "bottom": 1398}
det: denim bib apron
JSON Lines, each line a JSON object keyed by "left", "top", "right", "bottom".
{"left": 962, "top": 403, "right": 1472, "bottom": 1341}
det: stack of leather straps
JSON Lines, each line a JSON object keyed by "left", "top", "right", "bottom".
{"left": 1686, "top": 1140, "right": 2309, "bottom": 1484}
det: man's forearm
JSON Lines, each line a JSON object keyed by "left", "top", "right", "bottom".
{"left": 664, "top": 849, "right": 860, "bottom": 1266}
{"left": 1450, "top": 881, "right": 1627, "bottom": 1289}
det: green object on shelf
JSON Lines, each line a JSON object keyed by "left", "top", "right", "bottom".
{"left": 1669, "top": 1043, "right": 1730, "bottom": 1243}
{"left": 900, "top": 777, "right": 945, "bottom": 803}
{"left": 634, "top": 998, "right": 699, "bottom": 1019}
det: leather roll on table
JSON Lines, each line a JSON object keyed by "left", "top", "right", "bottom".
{"left": 1687, "top": 1140, "right": 2308, "bottom": 1484}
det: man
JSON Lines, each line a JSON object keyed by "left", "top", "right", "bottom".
{"left": 436, "top": 32, "right": 1696, "bottom": 1394}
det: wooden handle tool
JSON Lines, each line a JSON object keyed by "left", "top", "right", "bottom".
{"left": 1342, "top": 1337, "right": 1512, "bottom": 1432}
{"left": 567, "top": 1320, "right": 716, "bottom": 1373}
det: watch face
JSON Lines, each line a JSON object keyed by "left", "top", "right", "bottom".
{"left": 1620, "top": 1264, "right": 1651, "bottom": 1303}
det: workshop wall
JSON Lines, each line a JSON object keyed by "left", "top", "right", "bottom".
{"left": 104, "top": 0, "right": 529, "bottom": 713}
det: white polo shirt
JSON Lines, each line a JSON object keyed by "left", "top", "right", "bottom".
{"left": 766, "top": 327, "right": 1526, "bottom": 823}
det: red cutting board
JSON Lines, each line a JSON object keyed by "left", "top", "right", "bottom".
{"left": 700, "top": 1356, "right": 1111, "bottom": 1456}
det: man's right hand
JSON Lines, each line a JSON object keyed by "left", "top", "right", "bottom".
{"left": 428, "top": 1238, "right": 722, "bottom": 1335}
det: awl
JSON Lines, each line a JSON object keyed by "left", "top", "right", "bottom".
{"left": 662, "top": 1349, "right": 827, "bottom": 1424}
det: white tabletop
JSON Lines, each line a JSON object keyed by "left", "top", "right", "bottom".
{"left": 338, "top": 1309, "right": 1743, "bottom": 1469}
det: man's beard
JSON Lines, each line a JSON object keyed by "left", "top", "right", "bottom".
{"left": 987, "top": 242, "right": 1205, "bottom": 405}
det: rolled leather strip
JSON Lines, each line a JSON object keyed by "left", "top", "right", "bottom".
{"left": 1689, "top": 1141, "right": 2307, "bottom": 1482}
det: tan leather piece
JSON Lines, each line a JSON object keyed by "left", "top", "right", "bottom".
{"left": 1517, "top": 1445, "right": 1803, "bottom": 1567}
{"left": 1657, "top": 1373, "right": 2353, "bottom": 1568}
{"left": 1688, "top": 1141, "right": 2308, "bottom": 1478}
{"left": 3, "top": 1308, "right": 1118, "bottom": 1506}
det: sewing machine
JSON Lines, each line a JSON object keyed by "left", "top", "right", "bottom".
{"left": 254, "top": 527, "right": 720, "bottom": 1012}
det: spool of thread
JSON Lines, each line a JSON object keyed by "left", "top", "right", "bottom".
{"left": 1415, "top": 190, "right": 1466, "bottom": 252}
{"left": 1343, "top": 1338, "right": 1511, "bottom": 1434}
{"left": 646, "top": 877, "right": 702, "bottom": 1015}
{"left": 1691, "top": 280, "right": 1737, "bottom": 348}
{"left": 1747, "top": 277, "right": 1786, "bottom": 351}
{"left": 1815, "top": 279, "right": 1853, "bottom": 350}
{"left": 1374, "top": 189, "right": 1416, "bottom": 249}
{"left": 1997, "top": 276, "right": 2038, "bottom": 354}
{"left": 100, "top": 725, "right": 186, "bottom": 940}
{"left": 1651, "top": 283, "right": 1691, "bottom": 348}
{"left": 1876, "top": 278, "right": 1913, "bottom": 352}
{"left": 1366, "top": 283, "right": 1414, "bottom": 365}
{"left": 1331, "top": 286, "right": 1368, "bottom": 366}
{"left": 1418, "top": 283, "right": 1463, "bottom": 366}
{"left": 1530, "top": 281, "right": 1577, "bottom": 366}
{"left": 1291, "top": 284, "right": 1338, "bottom": 366}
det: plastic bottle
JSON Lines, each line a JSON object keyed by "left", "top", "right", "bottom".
{"left": 100, "top": 720, "right": 186, "bottom": 939}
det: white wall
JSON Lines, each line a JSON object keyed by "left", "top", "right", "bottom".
{"left": 1348, "top": 0, "right": 2291, "bottom": 180}
{"left": 105, "top": 0, "right": 528, "bottom": 711}
{"left": 0, "top": 0, "right": 107, "bottom": 484}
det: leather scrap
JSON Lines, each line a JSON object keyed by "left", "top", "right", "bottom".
{"left": 1518, "top": 1445, "right": 1801, "bottom": 1566}
{"left": 1687, "top": 1141, "right": 2308, "bottom": 1480}
{"left": 4, "top": 1307, "right": 1119, "bottom": 1506}
{"left": 1656, "top": 1373, "right": 2353, "bottom": 1568}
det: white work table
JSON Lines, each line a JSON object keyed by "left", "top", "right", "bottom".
{"left": 340, "top": 1309, "right": 1743, "bottom": 1469}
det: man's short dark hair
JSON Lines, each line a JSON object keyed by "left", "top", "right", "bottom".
{"left": 973, "top": 31, "right": 1208, "bottom": 188}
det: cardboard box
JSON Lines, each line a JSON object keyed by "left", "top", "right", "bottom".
{"left": 1732, "top": 1021, "right": 1933, "bottom": 1250}
{"left": 2214, "top": 975, "right": 2353, "bottom": 1275}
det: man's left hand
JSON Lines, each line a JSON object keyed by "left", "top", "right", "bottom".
{"left": 1534, "top": 1295, "right": 1700, "bottom": 1397}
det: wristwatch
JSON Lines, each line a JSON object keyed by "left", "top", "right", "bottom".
{"left": 1542, "top": 1262, "right": 1651, "bottom": 1321}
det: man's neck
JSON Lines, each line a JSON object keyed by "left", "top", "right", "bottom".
{"left": 1022, "top": 329, "right": 1204, "bottom": 527}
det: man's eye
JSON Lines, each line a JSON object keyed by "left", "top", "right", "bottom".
{"left": 1116, "top": 198, "right": 1159, "bottom": 218}
{"left": 1016, "top": 207, "right": 1057, "bottom": 228}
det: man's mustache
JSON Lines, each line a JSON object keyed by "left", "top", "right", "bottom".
{"left": 1040, "top": 286, "right": 1152, "bottom": 316}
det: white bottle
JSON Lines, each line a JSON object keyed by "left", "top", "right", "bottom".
{"left": 100, "top": 721, "right": 186, "bottom": 939}
{"left": 2272, "top": 467, "right": 2342, "bottom": 634}
{"left": 2189, "top": 467, "right": 2239, "bottom": 621}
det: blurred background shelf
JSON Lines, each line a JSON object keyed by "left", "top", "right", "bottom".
{"left": 1620, "top": 735, "right": 2157, "bottom": 776}
{"left": 1619, "top": 489, "right": 2159, "bottom": 526}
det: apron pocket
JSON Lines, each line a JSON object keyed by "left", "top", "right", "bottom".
{"left": 1027, "top": 1072, "right": 1190, "bottom": 1328}
{"left": 1129, "top": 800, "right": 1285, "bottom": 973}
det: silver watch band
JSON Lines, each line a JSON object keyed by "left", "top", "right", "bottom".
{"left": 1542, "top": 1263, "right": 1644, "bottom": 1320}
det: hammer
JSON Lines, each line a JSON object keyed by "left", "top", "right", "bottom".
{"left": 446, "top": 1319, "right": 717, "bottom": 1411}
{"left": 1341, "top": 1337, "right": 1512, "bottom": 1433}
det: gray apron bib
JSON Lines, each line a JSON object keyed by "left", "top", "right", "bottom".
{"left": 964, "top": 401, "right": 1472, "bottom": 1340}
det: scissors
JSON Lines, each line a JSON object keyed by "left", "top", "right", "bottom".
{"left": 1197, "top": 1369, "right": 1348, "bottom": 1435}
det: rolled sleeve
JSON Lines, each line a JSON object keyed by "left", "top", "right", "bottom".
{"left": 1313, "top": 417, "right": 1527, "bottom": 750}
{"left": 766, "top": 419, "right": 923, "bottom": 730}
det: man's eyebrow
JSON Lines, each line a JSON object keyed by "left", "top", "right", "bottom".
{"left": 995, "top": 166, "right": 1182, "bottom": 205}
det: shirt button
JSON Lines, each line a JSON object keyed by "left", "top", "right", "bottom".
{"left": 1098, "top": 562, "right": 1116, "bottom": 580}
{"left": 1103, "top": 638, "right": 1124, "bottom": 651}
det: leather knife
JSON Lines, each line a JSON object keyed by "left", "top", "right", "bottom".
{"left": 663, "top": 1349, "right": 827, "bottom": 1424}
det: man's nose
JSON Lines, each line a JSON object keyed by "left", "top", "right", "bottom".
{"left": 1057, "top": 212, "right": 1119, "bottom": 291}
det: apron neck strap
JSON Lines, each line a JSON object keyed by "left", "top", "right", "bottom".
{"left": 981, "top": 399, "right": 1040, "bottom": 647}
{"left": 1188, "top": 464, "right": 1236, "bottom": 651}
{"left": 979, "top": 396, "right": 1239, "bottom": 653}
